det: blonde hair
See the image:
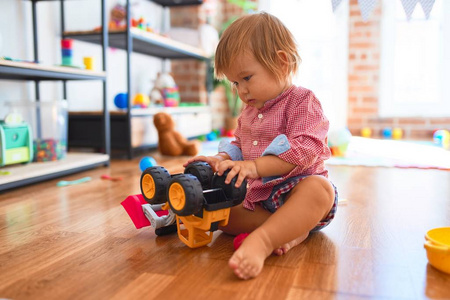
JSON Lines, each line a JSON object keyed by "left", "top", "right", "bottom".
{"left": 215, "top": 12, "right": 301, "bottom": 82}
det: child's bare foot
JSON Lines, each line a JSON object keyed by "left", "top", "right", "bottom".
{"left": 228, "top": 232, "right": 273, "bottom": 280}
{"left": 272, "top": 232, "right": 309, "bottom": 256}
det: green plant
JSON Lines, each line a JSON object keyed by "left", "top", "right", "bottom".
{"left": 213, "top": 79, "right": 242, "bottom": 117}
{"left": 227, "top": 0, "right": 257, "bottom": 12}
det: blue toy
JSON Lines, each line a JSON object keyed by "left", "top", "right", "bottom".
{"left": 206, "top": 131, "right": 217, "bottom": 141}
{"left": 382, "top": 127, "right": 392, "bottom": 139}
{"left": 114, "top": 93, "right": 128, "bottom": 109}
{"left": 139, "top": 156, "right": 157, "bottom": 172}
{"left": 433, "top": 129, "right": 450, "bottom": 149}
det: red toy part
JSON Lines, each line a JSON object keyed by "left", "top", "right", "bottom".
{"left": 233, "top": 233, "right": 249, "bottom": 250}
{"left": 121, "top": 194, "right": 168, "bottom": 229}
{"left": 225, "top": 129, "right": 235, "bottom": 137}
{"left": 61, "top": 39, "right": 73, "bottom": 49}
{"left": 101, "top": 174, "right": 123, "bottom": 181}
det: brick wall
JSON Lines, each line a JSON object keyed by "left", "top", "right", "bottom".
{"left": 347, "top": 0, "right": 450, "bottom": 139}
{"left": 347, "top": 0, "right": 381, "bottom": 136}
{"left": 170, "top": 5, "right": 208, "bottom": 105}
{"left": 169, "top": 0, "right": 252, "bottom": 130}
{"left": 169, "top": 0, "right": 449, "bottom": 137}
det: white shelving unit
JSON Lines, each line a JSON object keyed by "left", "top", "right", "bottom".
{"left": 0, "top": 0, "right": 110, "bottom": 192}
{"left": 65, "top": 0, "right": 212, "bottom": 158}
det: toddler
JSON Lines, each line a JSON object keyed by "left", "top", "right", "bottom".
{"left": 184, "top": 12, "right": 337, "bottom": 280}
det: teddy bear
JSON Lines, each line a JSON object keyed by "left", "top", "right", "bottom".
{"left": 109, "top": 4, "right": 127, "bottom": 31}
{"left": 153, "top": 112, "right": 200, "bottom": 156}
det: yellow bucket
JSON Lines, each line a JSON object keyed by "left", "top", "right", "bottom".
{"left": 424, "top": 227, "right": 450, "bottom": 274}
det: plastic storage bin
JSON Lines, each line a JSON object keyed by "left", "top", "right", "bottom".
{"left": 7, "top": 100, "right": 68, "bottom": 162}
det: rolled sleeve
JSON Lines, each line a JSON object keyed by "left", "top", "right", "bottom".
{"left": 261, "top": 134, "right": 291, "bottom": 156}
{"left": 260, "top": 134, "right": 291, "bottom": 184}
{"left": 218, "top": 139, "right": 243, "bottom": 161}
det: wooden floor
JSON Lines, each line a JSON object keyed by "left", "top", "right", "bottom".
{"left": 1, "top": 151, "right": 449, "bottom": 299}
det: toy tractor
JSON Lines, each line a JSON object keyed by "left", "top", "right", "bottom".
{"left": 121, "top": 162, "right": 247, "bottom": 248}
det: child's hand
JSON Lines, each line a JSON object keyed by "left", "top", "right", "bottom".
{"left": 216, "top": 160, "right": 259, "bottom": 188}
{"left": 183, "top": 155, "right": 227, "bottom": 172}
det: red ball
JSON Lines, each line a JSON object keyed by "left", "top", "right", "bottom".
{"left": 233, "top": 233, "right": 249, "bottom": 250}
{"left": 225, "top": 129, "right": 235, "bottom": 137}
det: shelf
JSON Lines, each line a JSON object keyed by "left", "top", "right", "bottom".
{"left": 150, "top": 0, "right": 203, "bottom": 6}
{"left": 130, "top": 105, "right": 211, "bottom": 116}
{"left": 0, "top": 60, "right": 106, "bottom": 81}
{"left": 62, "top": 0, "right": 210, "bottom": 159}
{"left": 0, "top": 153, "right": 110, "bottom": 191}
{"left": 64, "top": 28, "right": 209, "bottom": 60}
{"left": 0, "top": 0, "right": 110, "bottom": 190}
{"left": 68, "top": 106, "right": 212, "bottom": 152}
{"left": 30, "top": 0, "right": 202, "bottom": 4}
{"left": 69, "top": 105, "right": 211, "bottom": 116}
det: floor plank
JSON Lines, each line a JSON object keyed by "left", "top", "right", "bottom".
{"left": 0, "top": 151, "right": 449, "bottom": 299}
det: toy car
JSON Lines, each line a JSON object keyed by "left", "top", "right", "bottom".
{"left": 121, "top": 161, "right": 247, "bottom": 248}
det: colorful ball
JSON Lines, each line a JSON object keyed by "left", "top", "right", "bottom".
{"left": 206, "top": 131, "right": 217, "bottom": 141}
{"left": 133, "top": 93, "right": 150, "bottom": 108}
{"left": 361, "top": 127, "right": 372, "bottom": 138}
{"left": 225, "top": 129, "right": 235, "bottom": 137}
{"left": 328, "top": 128, "right": 352, "bottom": 157}
{"left": 382, "top": 127, "right": 392, "bottom": 139}
{"left": 433, "top": 129, "right": 450, "bottom": 149}
{"left": 139, "top": 156, "right": 157, "bottom": 172}
{"left": 392, "top": 128, "right": 403, "bottom": 140}
{"left": 233, "top": 233, "right": 249, "bottom": 250}
{"left": 114, "top": 93, "right": 128, "bottom": 109}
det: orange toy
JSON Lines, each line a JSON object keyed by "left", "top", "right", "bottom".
{"left": 122, "top": 162, "right": 247, "bottom": 248}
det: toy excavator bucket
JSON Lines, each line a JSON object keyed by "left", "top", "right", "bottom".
{"left": 121, "top": 194, "right": 170, "bottom": 229}
{"left": 121, "top": 194, "right": 151, "bottom": 229}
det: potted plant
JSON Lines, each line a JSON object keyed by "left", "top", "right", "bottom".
{"left": 213, "top": 79, "right": 242, "bottom": 130}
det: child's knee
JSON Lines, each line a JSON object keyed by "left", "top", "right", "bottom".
{"left": 302, "top": 175, "right": 335, "bottom": 209}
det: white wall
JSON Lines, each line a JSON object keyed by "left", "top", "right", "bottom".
{"left": 259, "top": 0, "right": 349, "bottom": 130}
{"left": 0, "top": 1, "right": 32, "bottom": 107}
{"left": 0, "top": 0, "right": 167, "bottom": 117}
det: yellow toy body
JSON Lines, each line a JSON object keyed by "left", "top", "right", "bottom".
{"left": 136, "top": 162, "right": 246, "bottom": 248}
{"left": 176, "top": 208, "right": 230, "bottom": 248}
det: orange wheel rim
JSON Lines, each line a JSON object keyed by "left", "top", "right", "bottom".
{"left": 169, "top": 182, "right": 186, "bottom": 211}
{"left": 142, "top": 174, "right": 155, "bottom": 199}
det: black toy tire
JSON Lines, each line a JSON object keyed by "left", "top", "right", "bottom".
{"left": 184, "top": 161, "right": 214, "bottom": 190}
{"left": 167, "top": 174, "right": 204, "bottom": 216}
{"left": 155, "top": 224, "right": 178, "bottom": 236}
{"left": 211, "top": 170, "right": 247, "bottom": 204}
{"left": 140, "top": 166, "right": 171, "bottom": 204}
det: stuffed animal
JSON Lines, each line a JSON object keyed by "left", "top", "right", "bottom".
{"left": 153, "top": 112, "right": 200, "bottom": 156}
{"left": 109, "top": 4, "right": 127, "bottom": 30}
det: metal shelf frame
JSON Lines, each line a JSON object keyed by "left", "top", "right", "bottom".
{"left": 65, "top": 0, "right": 210, "bottom": 159}
{"left": 0, "top": 63, "right": 106, "bottom": 81}
{"left": 0, "top": 0, "right": 111, "bottom": 191}
{"left": 64, "top": 30, "right": 208, "bottom": 60}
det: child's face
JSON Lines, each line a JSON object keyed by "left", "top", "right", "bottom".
{"left": 224, "top": 52, "right": 288, "bottom": 110}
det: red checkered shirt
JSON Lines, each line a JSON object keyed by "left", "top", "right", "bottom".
{"left": 224, "top": 85, "right": 331, "bottom": 210}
